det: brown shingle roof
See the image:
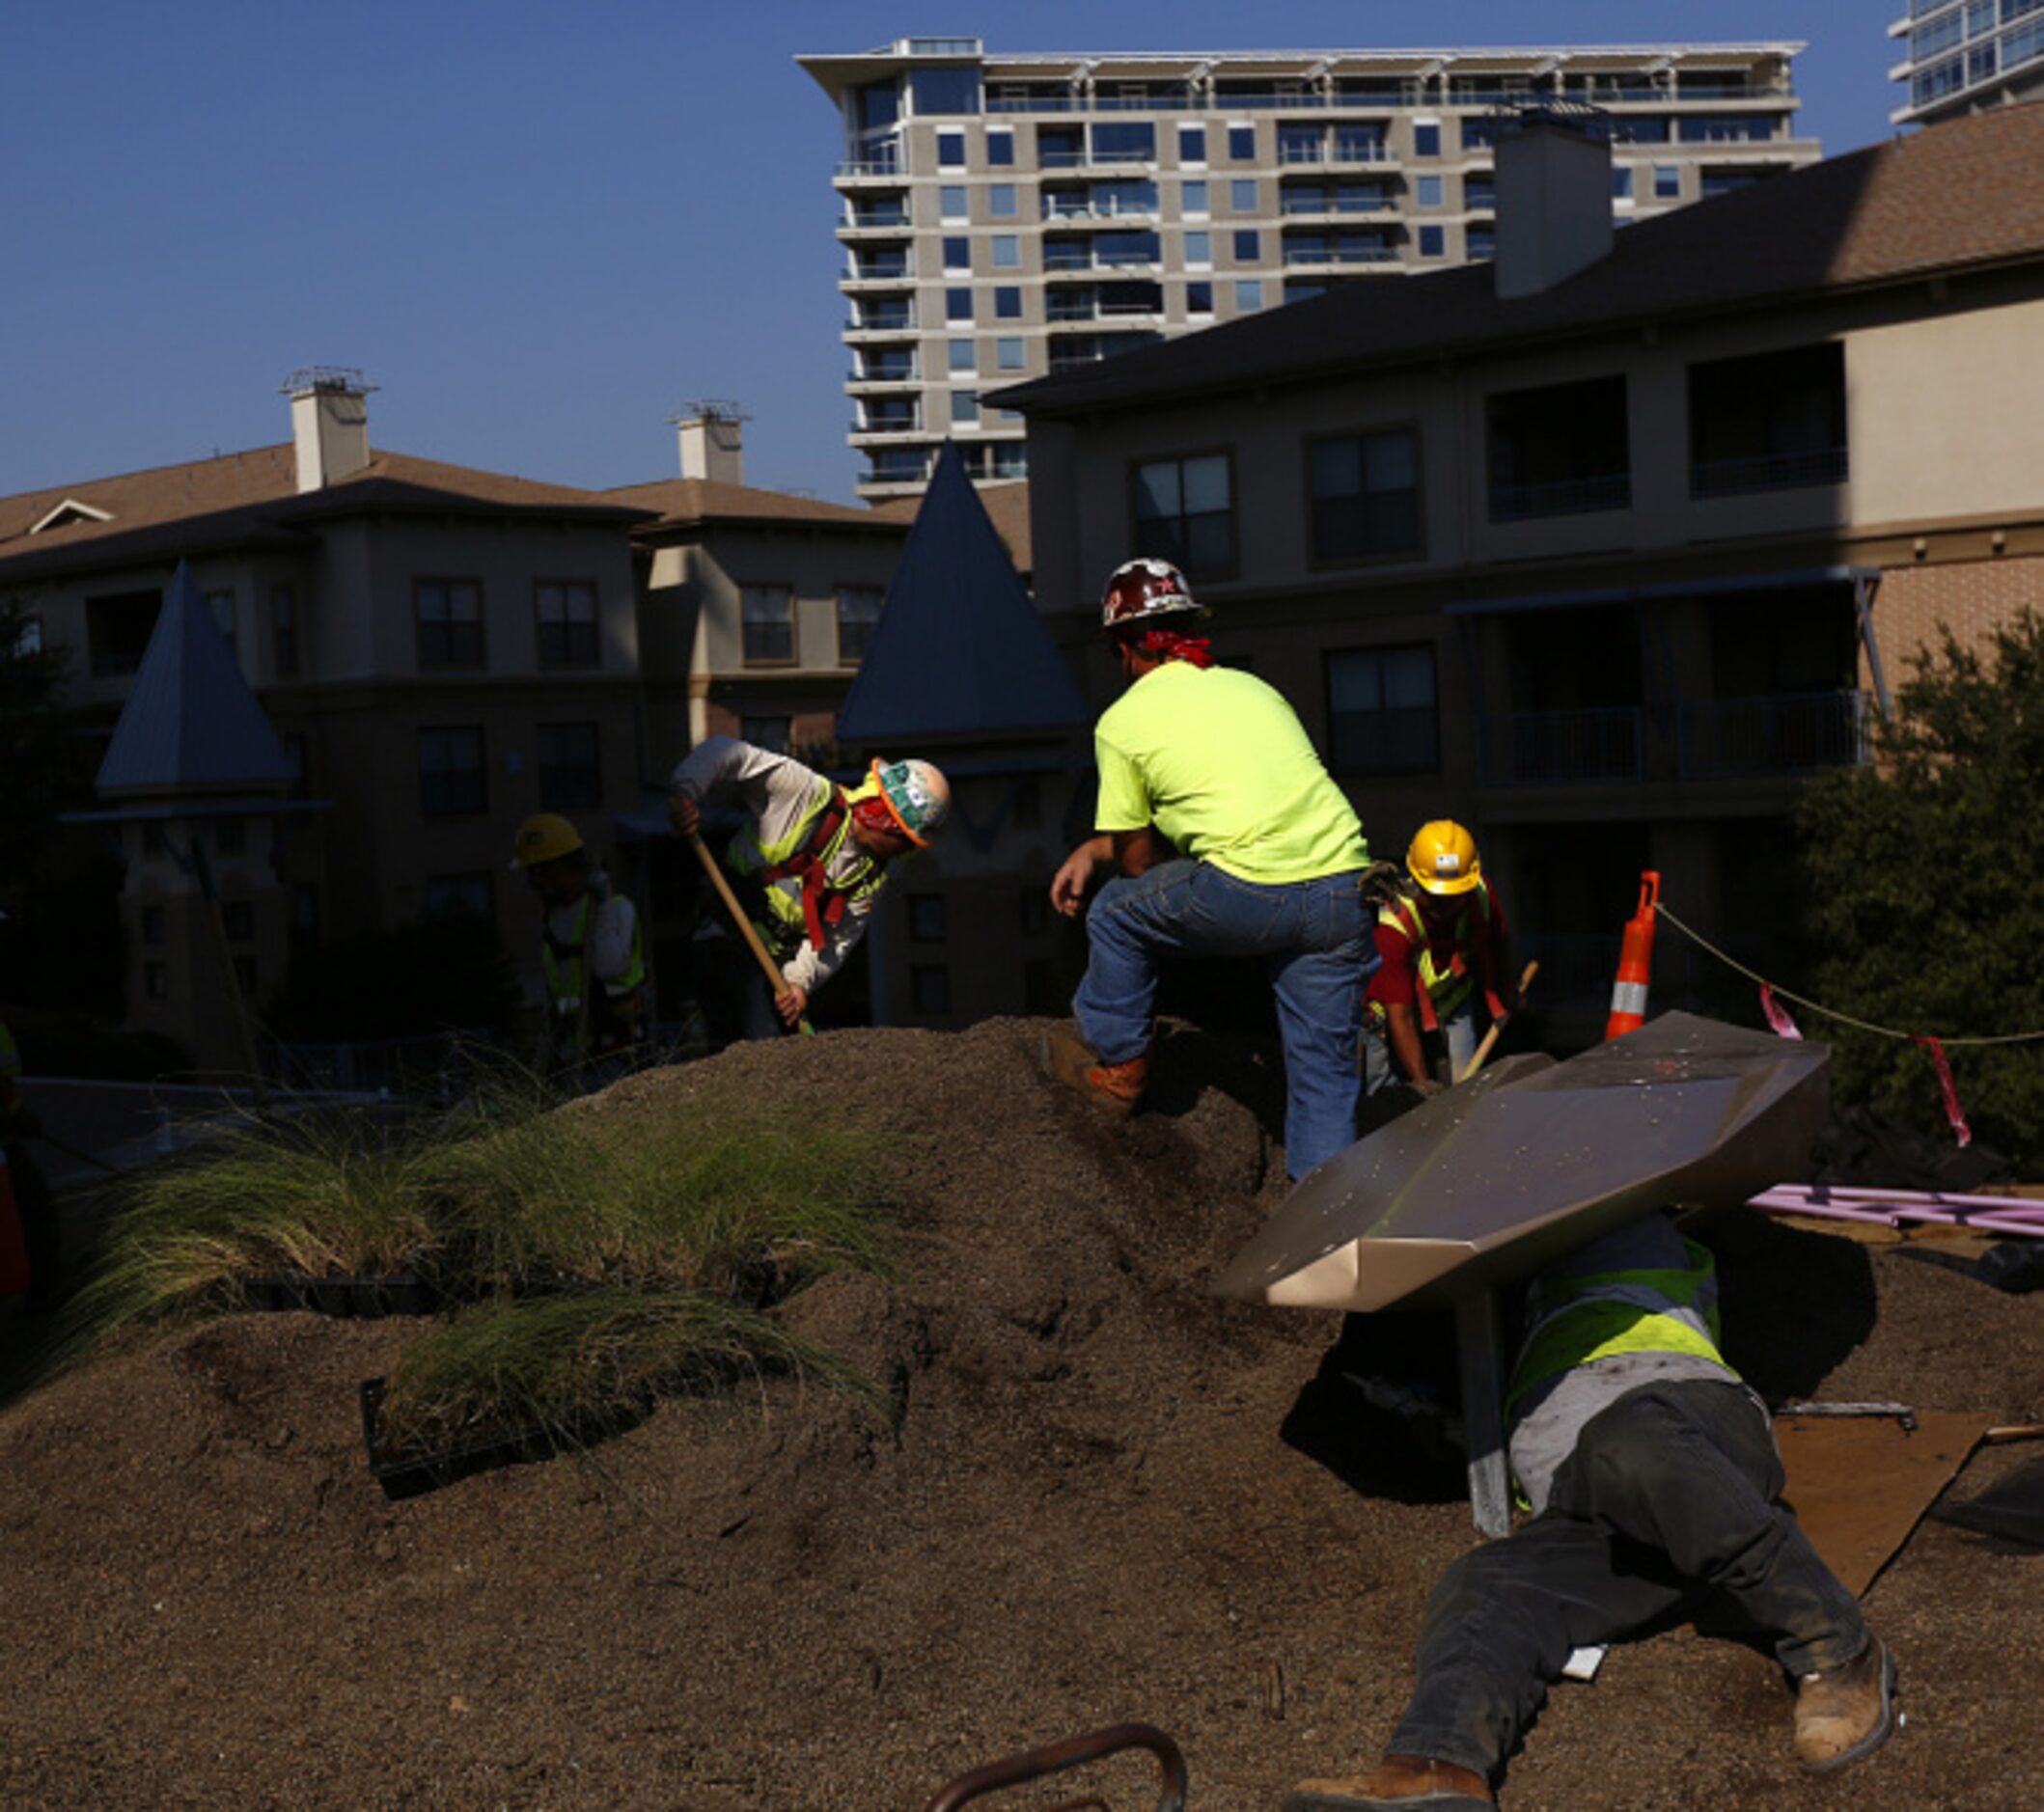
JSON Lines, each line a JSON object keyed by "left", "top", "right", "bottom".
{"left": 870, "top": 479, "right": 1033, "bottom": 576}
{"left": 997, "top": 100, "right": 2044, "bottom": 419}
{"left": 602, "top": 477, "right": 898, "bottom": 533}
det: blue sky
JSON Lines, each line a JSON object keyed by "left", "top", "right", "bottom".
{"left": 4, "top": 1, "right": 1898, "bottom": 506}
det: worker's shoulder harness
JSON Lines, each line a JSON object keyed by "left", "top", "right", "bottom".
{"left": 739, "top": 786, "right": 885, "bottom": 955}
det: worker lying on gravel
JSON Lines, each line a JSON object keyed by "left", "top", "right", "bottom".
{"left": 1363, "top": 821, "right": 1516, "bottom": 1098}
{"left": 669, "top": 736, "right": 949, "bottom": 1037}
{"left": 1044, "top": 558, "right": 1374, "bottom": 1183}
{"left": 1285, "top": 1212, "right": 1893, "bottom": 1812}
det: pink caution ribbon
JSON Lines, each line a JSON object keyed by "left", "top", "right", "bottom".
{"left": 1757, "top": 983, "right": 1803, "bottom": 1040}
{"left": 1912, "top": 1034, "right": 1973, "bottom": 1148}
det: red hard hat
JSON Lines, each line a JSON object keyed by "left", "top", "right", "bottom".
{"left": 1100, "top": 557, "right": 1206, "bottom": 633}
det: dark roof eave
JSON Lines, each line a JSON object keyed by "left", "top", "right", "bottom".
{"left": 997, "top": 245, "right": 2044, "bottom": 422}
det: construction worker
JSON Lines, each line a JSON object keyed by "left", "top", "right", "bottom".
{"left": 667, "top": 737, "right": 949, "bottom": 1037}
{"left": 508, "top": 814, "right": 647, "bottom": 1081}
{"left": 1364, "top": 821, "right": 1514, "bottom": 1097}
{"left": 1045, "top": 558, "right": 1374, "bottom": 1183}
{"left": 1284, "top": 1211, "right": 1892, "bottom": 1811}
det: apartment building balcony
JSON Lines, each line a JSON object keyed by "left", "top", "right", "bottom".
{"left": 1489, "top": 473, "right": 1632, "bottom": 521}
{"left": 1280, "top": 186, "right": 1396, "bottom": 218}
{"left": 1488, "top": 375, "right": 1633, "bottom": 523}
{"left": 1046, "top": 332, "right": 1164, "bottom": 373}
{"left": 1276, "top": 140, "right": 1396, "bottom": 166}
{"left": 1478, "top": 707, "right": 1645, "bottom": 786}
{"left": 1043, "top": 242, "right": 1163, "bottom": 276}
{"left": 843, "top": 310, "right": 918, "bottom": 341}
{"left": 1676, "top": 691, "right": 1869, "bottom": 780}
{"left": 841, "top": 258, "right": 915, "bottom": 290}
{"left": 1283, "top": 237, "right": 1400, "bottom": 269}
{"left": 845, "top": 366, "right": 920, "bottom": 393}
{"left": 1038, "top": 147, "right": 1157, "bottom": 171}
{"left": 1691, "top": 447, "right": 1848, "bottom": 500}
{"left": 835, "top": 157, "right": 905, "bottom": 183}
{"left": 838, "top": 214, "right": 913, "bottom": 241}
{"left": 1040, "top": 196, "right": 1162, "bottom": 223}
{"left": 859, "top": 451, "right": 937, "bottom": 493}
{"left": 1045, "top": 294, "right": 1166, "bottom": 327}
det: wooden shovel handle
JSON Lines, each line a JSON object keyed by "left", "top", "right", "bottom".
{"left": 686, "top": 833, "right": 815, "bottom": 1036}
{"left": 1456, "top": 960, "right": 1540, "bottom": 1084}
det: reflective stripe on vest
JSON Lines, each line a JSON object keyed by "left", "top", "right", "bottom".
{"left": 726, "top": 780, "right": 886, "bottom": 956}
{"left": 1505, "top": 1236, "right": 1731, "bottom": 1414}
{"left": 540, "top": 894, "right": 647, "bottom": 1021}
{"left": 1375, "top": 881, "right": 1489, "bottom": 1029}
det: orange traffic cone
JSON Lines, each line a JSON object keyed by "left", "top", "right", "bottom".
{"left": 1604, "top": 871, "right": 1661, "bottom": 1042}
{"left": 0, "top": 1152, "right": 29, "bottom": 1297}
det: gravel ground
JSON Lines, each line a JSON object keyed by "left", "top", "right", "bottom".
{"left": 1, "top": 1017, "right": 2039, "bottom": 1810}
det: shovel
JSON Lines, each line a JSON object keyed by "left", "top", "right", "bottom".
{"left": 1456, "top": 960, "right": 1539, "bottom": 1084}
{"left": 686, "top": 834, "right": 816, "bottom": 1037}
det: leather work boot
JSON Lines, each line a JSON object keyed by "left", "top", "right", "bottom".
{"left": 1282, "top": 1753, "right": 1494, "bottom": 1811}
{"left": 1041, "top": 1030, "right": 1147, "bottom": 1119}
{"left": 1794, "top": 1638, "right": 1897, "bottom": 1772}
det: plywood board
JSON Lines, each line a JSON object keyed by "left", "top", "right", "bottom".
{"left": 1776, "top": 1412, "right": 1991, "bottom": 1597}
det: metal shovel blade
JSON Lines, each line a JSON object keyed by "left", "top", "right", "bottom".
{"left": 1214, "top": 1011, "right": 1830, "bottom": 1314}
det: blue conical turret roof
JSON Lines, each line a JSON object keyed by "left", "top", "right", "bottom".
{"left": 96, "top": 561, "right": 293, "bottom": 795}
{"left": 837, "top": 444, "right": 1086, "bottom": 743}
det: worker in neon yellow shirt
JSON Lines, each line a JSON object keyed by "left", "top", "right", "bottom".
{"left": 1046, "top": 559, "right": 1376, "bottom": 1181}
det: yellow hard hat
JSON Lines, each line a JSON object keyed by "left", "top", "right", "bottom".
{"left": 510, "top": 813, "right": 584, "bottom": 870}
{"left": 1406, "top": 820, "right": 1482, "bottom": 896}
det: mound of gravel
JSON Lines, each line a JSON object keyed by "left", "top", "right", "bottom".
{"left": 2, "top": 1017, "right": 2039, "bottom": 1809}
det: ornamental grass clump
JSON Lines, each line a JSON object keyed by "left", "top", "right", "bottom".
{"left": 372, "top": 1286, "right": 878, "bottom": 1456}
{"left": 428, "top": 1103, "right": 898, "bottom": 1299}
{"left": 70, "top": 1111, "right": 443, "bottom": 1340}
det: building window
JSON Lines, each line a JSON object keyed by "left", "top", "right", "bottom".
{"left": 1133, "top": 453, "right": 1233, "bottom": 576}
{"left": 1467, "top": 224, "right": 1496, "bottom": 261}
{"left": 538, "top": 722, "right": 602, "bottom": 810}
{"left": 1612, "top": 166, "right": 1635, "bottom": 200}
{"left": 1326, "top": 645, "right": 1439, "bottom": 775}
{"left": 221, "top": 900, "right": 257, "bottom": 942}
{"left": 1418, "top": 225, "right": 1446, "bottom": 258}
{"left": 836, "top": 585, "right": 885, "bottom": 664}
{"left": 741, "top": 715, "right": 791, "bottom": 755}
{"left": 14, "top": 615, "right": 41, "bottom": 657}
{"left": 1309, "top": 426, "right": 1422, "bottom": 562}
{"left": 1413, "top": 121, "right": 1441, "bottom": 156}
{"left": 911, "top": 964, "right": 952, "bottom": 1014}
{"left": 936, "top": 129, "right": 965, "bottom": 168}
{"left": 142, "top": 904, "right": 166, "bottom": 946}
{"left": 87, "top": 588, "right": 160, "bottom": 677}
{"left": 989, "top": 182, "right": 1017, "bottom": 218}
{"left": 908, "top": 893, "right": 947, "bottom": 942}
{"left": 994, "top": 285, "right": 1022, "bottom": 318}
{"left": 1232, "top": 229, "right": 1260, "bottom": 261}
{"left": 991, "top": 233, "right": 1020, "bottom": 268}
{"left": 940, "top": 184, "right": 969, "bottom": 221}
{"left": 1688, "top": 343, "right": 1848, "bottom": 497}
{"left": 952, "top": 391, "right": 981, "bottom": 426}
{"left": 269, "top": 584, "right": 297, "bottom": 675}
{"left": 1416, "top": 174, "right": 1444, "bottom": 208}
{"left": 1179, "top": 124, "right": 1207, "bottom": 164}
{"left": 949, "top": 337, "right": 976, "bottom": 372}
{"left": 1235, "top": 278, "right": 1264, "bottom": 311}
{"left": 986, "top": 128, "right": 1014, "bottom": 167}
{"left": 943, "top": 234, "right": 971, "bottom": 272}
{"left": 1228, "top": 124, "right": 1255, "bottom": 160}
{"left": 418, "top": 727, "right": 486, "bottom": 818}
{"left": 144, "top": 961, "right": 170, "bottom": 1001}
{"left": 1654, "top": 164, "right": 1681, "bottom": 199}
{"left": 1181, "top": 178, "right": 1209, "bottom": 216}
{"left": 996, "top": 336, "right": 1026, "bottom": 371}
{"left": 426, "top": 873, "right": 493, "bottom": 918}
{"left": 740, "top": 584, "right": 794, "bottom": 664}
{"left": 536, "top": 580, "right": 598, "bottom": 666}
{"left": 415, "top": 579, "right": 484, "bottom": 669}
{"left": 1229, "top": 178, "right": 1257, "bottom": 212}
{"left": 1487, "top": 374, "right": 1633, "bottom": 521}
{"left": 205, "top": 589, "right": 236, "bottom": 646}
{"left": 947, "top": 287, "right": 974, "bottom": 322}
{"left": 1184, "top": 230, "right": 1212, "bottom": 266}
{"left": 1186, "top": 281, "right": 1214, "bottom": 316}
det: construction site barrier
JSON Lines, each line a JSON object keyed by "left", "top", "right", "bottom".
{"left": 1603, "top": 871, "right": 1661, "bottom": 1042}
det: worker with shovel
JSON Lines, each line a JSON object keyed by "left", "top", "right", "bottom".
{"left": 668, "top": 736, "right": 948, "bottom": 1038}
{"left": 1363, "top": 821, "right": 1519, "bottom": 1098}
{"left": 510, "top": 814, "right": 648, "bottom": 1084}
{"left": 1284, "top": 1209, "right": 1893, "bottom": 1811}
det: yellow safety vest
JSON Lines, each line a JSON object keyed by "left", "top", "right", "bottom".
{"left": 540, "top": 890, "right": 646, "bottom": 1057}
{"left": 724, "top": 777, "right": 889, "bottom": 962}
{"left": 1375, "top": 881, "right": 1491, "bottom": 1027}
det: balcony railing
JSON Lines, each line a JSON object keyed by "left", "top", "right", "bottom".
{"left": 841, "top": 208, "right": 911, "bottom": 231}
{"left": 846, "top": 313, "right": 917, "bottom": 335}
{"left": 1488, "top": 473, "right": 1632, "bottom": 522}
{"left": 847, "top": 365, "right": 918, "bottom": 385}
{"left": 1283, "top": 244, "right": 1398, "bottom": 265}
{"left": 1676, "top": 691, "right": 1869, "bottom": 780}
{"left": 1041, "top": 199, "right": 1161, "bottom": 220}
{"left": 1690, "top": 446, "right": 1849, "bottom": 499}
{"left": 1478, "top": 707, "right": 1644, "bottom": 785}
{"left": 1280, "top": 192, "right": 1394, "bottom": 214}
{"left": 835, "top": 159, "right": 904, "bottom": 179}
{"left": 1038, "top": 148, "right": 1155, "bottom": 169}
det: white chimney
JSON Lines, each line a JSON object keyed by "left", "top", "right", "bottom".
{"left": 283, "top": 368, "right": 374, "bottom": 491}
{"left": 673, "top": 398, "right": 748, "bottom": 484}
{"left": 1493, "top": 108, "right": 1615, "bottom": 302}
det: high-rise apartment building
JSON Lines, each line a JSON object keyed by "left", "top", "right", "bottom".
{"left": 800, "top": 39, "right": 1820, "bottom": 501}
{"left": 1890, "top": 2, "right": 2044, "bottom": 126}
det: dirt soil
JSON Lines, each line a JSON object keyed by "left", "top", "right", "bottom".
{"left": 3, "top": 1018, "right": 2041, "bottom": 1810}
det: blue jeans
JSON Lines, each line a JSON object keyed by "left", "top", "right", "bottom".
{"left": 1073, "top": 859, "right": 1375, "bottom": 1181}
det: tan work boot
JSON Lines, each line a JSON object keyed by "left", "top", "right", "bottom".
{"left": 1283, "top": 1753, "right": 1494, "bottom": 1810}
{"left": 1041, "top": 1030, "right": 1147, "bottom": 1119}
{"left": 1794, "top": 1638, "right": 1897, "bottom": 1772}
